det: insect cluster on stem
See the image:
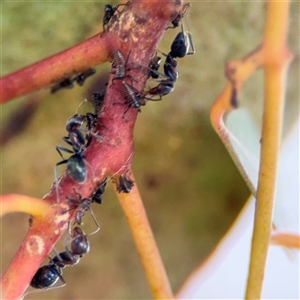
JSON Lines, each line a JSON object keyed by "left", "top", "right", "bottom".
{"left": 29, "top": 0, "right": 194, "bottom": 294}
{"left": 108, "top": 3, "right": 195, "bottom": 117}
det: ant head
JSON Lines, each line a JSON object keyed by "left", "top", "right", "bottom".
{"left": 66, "top": 114, "right": 86, "bottom": 132}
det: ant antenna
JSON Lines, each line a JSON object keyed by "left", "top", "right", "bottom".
{"left": 75, "top": 98, "right": 89, "bottom": 114}
{"left": 86, "top": 209, "right": 100, "bottom": 235}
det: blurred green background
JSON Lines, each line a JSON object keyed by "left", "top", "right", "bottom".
{"left": 1, "top": 2, "right": 299, "bottom": 299}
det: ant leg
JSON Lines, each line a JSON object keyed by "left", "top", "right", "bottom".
{"left": 87, "top": 207, "right": 100, "bottom": 235}
{"left": 110, "top": 72, "right": 138, "bottom": 88}
{"left": 90, "top": 131, "right": 104, "bottom": 143}
{"left": 56, "top": 146, "right": 73, "bottom": 161}
{"left": 149, "top": 96, "right": 163, "bottom": 101}
{"left": 140, "top": 63, "right": 169, "bottom": 80}
{"left": 186, "top": 31, "right": 195, "bottom": 55}
{"left": 25, "top": 271, "right": 65, "bottom": 295}
{"left": 180, "top": 21, "right": 195, "bottom": 56}
{"left": 144, "top": 95, "right": 162, "bottom": 101}
{"left": 167, "top": 3, "right": 191, "bottom": 29}
{"left": 122, "top": 105, "right": 133, "bottom": 119}
{"left": 79, "top": 127, "right": 105, "bottom": 143}
{"left": 61, "top": 222, "right": 75, "bottom": 254}
{"left": 156, "top": 49, "right": 169, "bottom": 58}
{"left": 74, "top": 69, "right": 96, "bottom": 86}
{"left": 63, "top": 221, "right": 73, "bottom": 248}
{"left": 55, "top": 159, "right": 69, "bottom": 171}
{"left": 50, "top": 247, "right": 71, "bottom": 270}
{"left": 62, "top": 137, "right": 74, "bottom": 147}
{"left": 135, "top": 60, "right": 168, "bottom": 81}
{"left": 114, "top": 2, "right": 129, "bottom": 16}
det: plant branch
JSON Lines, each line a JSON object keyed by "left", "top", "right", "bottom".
{"left": 210, "top": 47, "right": 264, "bottom": 195}
{"left": 210, "top": 1, "right": 293, "bottom": 299}
{"left": 270, "top": 230, "right": 300, "bottom": 249}
{"left": 245, "top": 1, "right": 292, "bottom": 298}
{"left": 0, "top": 34, "right": 110, "bottom": 104}
{"left": 1, "top": 0, "right": 183, "bottom": 298}
{"left": 115, "top": 171, "right": 174, "bottom": 299}
{"left": 0, "top": 194, "right": 51, "bottom": 219}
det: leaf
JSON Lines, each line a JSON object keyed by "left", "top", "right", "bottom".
{"left": 176, "top": 119, "right": 300, "bottom": 299}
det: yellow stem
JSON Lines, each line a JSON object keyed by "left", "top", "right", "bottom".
{"left": 115, "top": 173, "right": 174, "bottom": 299}
{"left": 0, "top": 194, "right": 51, "bottom": 219}
{"left": 245, "top": 1, "right": 292, "bottom": 299}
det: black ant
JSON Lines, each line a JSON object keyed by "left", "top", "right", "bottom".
{"left": 169, "top": 22, "right": 195, "bottom": 59}
{"left": 92, "top": 90, "right": 106, "bottom": 115}
{"left": 143, "top": 80, "right": 175, "bottom": 100}
{"left": 56, "top": 118, "right": 89, "bottom": 183}
{"left": 55, "top": 111, "right": 103, "bottom": 183}
{"left": 30, "top": 226, "right": 90, "bottom": 290}
{"left": 56, "top": 149, "right": 87, "bottom": 183}
{"left": 144, "top": 16, "right": 194, "bottom": 99}
{"left": 148, "top": 52, "right": 178, "bottom": 83}
{"left": 148, "top": 56, "right": 162, "bottom": 79}
{"left": 67, "top": 190, "right": 100, "bottom": 235}
{"left": 51, "top": 77, "right": 74, "bottom": 94}
{"left": 116, "top": 174, "right": 134, "bottom": 193}
{"left": 50, "top": 251, "right": 80, "bottom": 268}
{"left": 143, "top": 54, "right": 177, "bottom": 99}
{"left": 148, "top": 53, "right": 179, "bottom": 83}
{"left": 163, "top": 53, "right": 179, "bottom": 82}
{"left": 30, "top": 261, "right": 65, "bottom": 289}
{"left": 56, "top": 226, "right": 90, "bottom": 265}
{"left": 74, "top": 68, "right": 96, "bottom": 86}
{"left": 72, "top": 98, "right": 102, "bottom": 136}
{"left": 51, "top": 69, "right": 96, "bottom": 94}
{"left": 68, "top": 226, "right": 90, "bottom": 256}
{"left": 64, "top": 114, "right": 88, "bottom": 153}
{"left": 91, "top": 178, "right": 107, "bottom": 204}
{"left": 61, "top": 226, "right": 90, "bottom": 260}
{"left": 102, "top": 2, "right": 129, "bottom": 32}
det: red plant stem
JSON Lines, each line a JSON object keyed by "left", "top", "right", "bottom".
{"left": 0, "top": 35, "right": 110, "bottom": 104}
{"left": 270, "top": 230, "right": 300, "bottom": 249}
{"left": 1, "top": 0, "right": 183, "bottom": 298}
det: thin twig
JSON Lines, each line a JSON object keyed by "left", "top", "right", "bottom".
{"left": 115, "top": 171, "right": 174, "bottom": 299}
